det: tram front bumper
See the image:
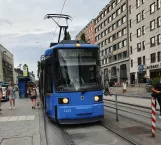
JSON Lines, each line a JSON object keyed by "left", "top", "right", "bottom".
{"left": 57, "top": 103, "right": 104, "bottom": 124}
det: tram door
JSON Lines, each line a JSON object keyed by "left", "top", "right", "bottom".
{"left": 44, "top": 56, "right": 53, "bottom": 116}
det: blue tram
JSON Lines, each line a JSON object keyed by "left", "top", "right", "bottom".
{"left": 40, "top": 40, "right": 104, "bottom": 124}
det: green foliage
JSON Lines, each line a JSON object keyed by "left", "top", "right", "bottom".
{"left": 150, "top": 77, "right": 160, "bottom": 86}
{"left": 64, "top": 31, "right": 71, "bottom": 40}
{"left": 80, "top": 33, "right": 87, "bottom": 43}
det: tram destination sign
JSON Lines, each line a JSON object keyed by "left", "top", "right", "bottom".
{"left": 147, "top": 63, "right": 161, "bottom": 69}
{"left": 57, "top": 49, "right": 97, "bottom": 58}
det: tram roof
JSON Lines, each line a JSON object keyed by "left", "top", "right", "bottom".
{"left": 44, "top": 41, "right": 99, "bottom": 56}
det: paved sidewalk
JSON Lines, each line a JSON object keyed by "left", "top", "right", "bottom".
{"left": 0, "top": 99, "right": 46, "bottom": 145}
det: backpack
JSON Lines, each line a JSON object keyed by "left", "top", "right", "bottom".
{"left": 31, "top": 89, "right": 37, "bottom": 97}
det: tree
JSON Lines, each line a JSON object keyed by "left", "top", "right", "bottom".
{"left": 80, "top": 33, "right": 87, "bottom": 43}
{"left": 37, "top": 61, "right": 41, "bottom": 78}
{"left": 64, "top": 31, "right": 71, "bottom": 40}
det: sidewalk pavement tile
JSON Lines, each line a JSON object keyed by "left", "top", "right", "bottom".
{"left": 0, "top": 99, "right": 43, "bottom": 145}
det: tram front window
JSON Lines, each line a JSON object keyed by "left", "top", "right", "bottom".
{"left": 54, "top": 49, "right": 101, "bottom": 92}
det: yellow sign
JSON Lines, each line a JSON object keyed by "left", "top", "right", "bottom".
{"left": 23, "top": 65, "right": 28, "bottom": 76}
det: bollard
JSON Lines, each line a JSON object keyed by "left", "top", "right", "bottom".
{"left": 115, "top": 94, "right": 118, "bottom": 122}
{"left": 151, "top": 97, "right": 156, "bottom": 137}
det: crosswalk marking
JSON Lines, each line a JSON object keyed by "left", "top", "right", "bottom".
{"left": 0, "top": 115, "right": 35, "bottom": 122}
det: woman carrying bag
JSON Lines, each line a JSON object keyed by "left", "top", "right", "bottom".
{"left": 27, "top": 84, "right": 37, "bottom": 109}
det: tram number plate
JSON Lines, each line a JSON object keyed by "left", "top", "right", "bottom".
{"left": 64, "top": 109, "right": 71, "bottom": 112}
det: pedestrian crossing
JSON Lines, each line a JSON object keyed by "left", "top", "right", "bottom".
{"left": 0, "top": 115, "right": 35, "bottom": 122}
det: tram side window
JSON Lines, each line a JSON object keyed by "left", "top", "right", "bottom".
{"left": 45, "top": 62, "right": 53, "bottom": 93}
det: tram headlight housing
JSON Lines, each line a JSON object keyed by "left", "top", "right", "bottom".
{"left": 58, "top": 98, "right": 69, "bottom": 104}
{"left": 94, "top": 96, "right": 102, "bottom": 102}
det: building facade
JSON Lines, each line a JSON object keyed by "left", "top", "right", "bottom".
{"left": 95, "top": 0, "right": 130, "bottom": 85}
{"left": 129, "top": 0, "right": 161, "bottom": 84}
{"left": 14, "top": 68, "right": 23, "bottom": 84}
{"left": 0, "top": 44, "right": 14, "bottom": 83}
{"left": 76, "top": 19, "right": 96, "bottom": 44}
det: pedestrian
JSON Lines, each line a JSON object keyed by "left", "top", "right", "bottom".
{"left": 0, "top": 86, "right": 2, "bottom": 112}
{"left": 122, "top": 80, "right": 127, "bottom": 95}
{"left": 152, "top": 76, "right": 161, "bottom": 119}
{"left": 8, "top": 82, "right": 17, "bottom": 110}
{"left": 27, "top": 83, "right": 37, "bottom": 109}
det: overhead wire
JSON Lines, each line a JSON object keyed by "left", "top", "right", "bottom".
{"left": 52, "top": 0, "right": 67, "bottom": 40}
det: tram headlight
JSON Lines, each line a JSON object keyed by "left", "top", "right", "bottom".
{"left": 58, "top": 98, "right": 69, "bottom": 104}
{"left": 94, "top": 96, "right": 102, "bottom": 102}
{"left": 63, "top": 98, "right": 69, "bottom": 104}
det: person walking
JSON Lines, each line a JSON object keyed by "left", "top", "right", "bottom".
{"left": 27, "top": 83, "right": 37, "bottom": 109}
{"left": 122, "top": 80, "right": 127, "bottom": 95}
{"left": 152, "top": 76, "right": 161, "bottom": 119}
{"left": 8, "top": 82, "right": 17, "bottom": 110}
{"left": 0, "top": 86, "right": 2, "bottom": 113}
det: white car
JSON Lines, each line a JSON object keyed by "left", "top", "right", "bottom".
{"left": 1, "top": 87, "right": 9, "bottom": 101}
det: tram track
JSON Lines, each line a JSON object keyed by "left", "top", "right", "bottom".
{"left": 100, "top": 123, "right": 138, "bottom": 145}
{"left": 104, "top": 101, "right": 161, "bottom": 131}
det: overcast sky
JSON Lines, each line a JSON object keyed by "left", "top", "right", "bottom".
{"left": 0, "top": 0, "right": 109, "bottom": 79}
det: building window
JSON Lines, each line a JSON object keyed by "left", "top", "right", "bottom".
{"left": 130, "top": 33, "right": 132, "bottom": 41}
{"left": 157, "top": 34, "right": 161, "bottom": 44}
{"left": 142, "top": 26, "right": 145, "bottom": 35}
{"left": 137, "top": 43, "right": 141, "bottom": 52}
{"left": 109, "top": 57, "right": 112, "bottom": 63}
{"left": 113, "top": 55, "right": 117, "bottom": 61}
{"left": 136, "top": 0, "right": 140, "bottom": 8}
{"left": 142, "top": 41, "right": 145, "bottom": 50}
{"left": 113, "top": 34, "right": 116, "bottom": 41}
{"left": 131, "top": 59, "right": 133, "bottom": 67}
{"left": 141, "top": 0, "right": 145, "bottom": 4}
{"left": 118, "top": 42, "right": 122, "bottom": 49}
{"left": 117, "top": 8, "right": 121, "bottom": 15}
{"left": 158, "top": 51, "right": 161, "bottom": 62}
{"left": 130, "top": 19, "right": 132, "bottom": 28}
{"left": 142, "top": 10, "right": 145, "bottom": 20}
{"left": 130, "top": 46, "right": 133, "bottom": 54}
{"left": 102, "top": 59, "right": 104, "bottom": 65}
{"left": 150, "top": 20, "right": 155, "bottom": 31}
{"left": 117, "top": 31, "right": 122, "bottom": 38}
{"left": 108, "top": 16, "right": 112, "bottom": 22}
{"left": 122, "top": 4, "right": 126, "bottom": 11}
{"left": 136, "top": 13, "right": 141, "bottom": 23}
{"left": 137, "top": 28, "right": 141, "bottom": 37}
{"left": 150, "top": 37, "right": 156, "bottom": 47}
{"left": 117, "top": 0, "right": 121, "bottom": 4}
{"left": 108, "top": 26, "right": 112, "bottom": 33}
{"left": 112, "top": 2, "right": 116, "bottom": 8}
{"left": 150, "top": 3, "right": 155, "bottom": 14}
{"left": 122, "top": 28, "right": 127, "bottom": 35}
{"left": 157, "top": 0, "right": 161, "bottom": 9}
{"left": 138, "top": 57, "right": 142, "bottom": 65}
{"left": 118, "top": 19, "right": 122, "bottom": 26}
{"left": 112, "top": 23, "right": 117, "bottom": 30}
{"left": 143, "top": 56, "right": 145, "bottom": 65}
{"left": 112, "top": 12, "right": 116, "bottom": 19}
{"left": 151, "top": 53, "right": 156, "bottom": 63}
{"left": 129, "top": 5, "right": 132, "bottom": 14}
{"left": 122, "top": 39, "right": 127, "bottom": 47}
{"left": 157, "top": 16, "right": 161, "bottom": 27}
{"left": 122, "top": 16, "right": 126, "bottom": 23}
{"left": 118, "top": 53, "right": 122, "bottom": 60}
{"left": 123, "top": 51, "right": 127, "bottom": 58}
{"left": 109, "top": 36, "right": 112, "bottom": 43}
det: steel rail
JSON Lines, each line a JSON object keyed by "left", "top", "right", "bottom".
{"left": 104, "top": 108, "right": 161, "bottom": 131}
{"left": 101, "top": 123, "right": 138, "bottom": 145}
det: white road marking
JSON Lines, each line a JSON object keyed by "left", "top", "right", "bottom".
{"left": 0, "top": 117, "right": 9, "bottom": 122}
{"left": 0, "top": 115, "right": 35, "bottom": 122}
{"left": 26, "top": 115, "right": 35, "bottom": 120}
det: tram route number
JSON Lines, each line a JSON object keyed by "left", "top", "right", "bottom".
{"left": 64, "top": 109, "right": 71, "bottom": 112}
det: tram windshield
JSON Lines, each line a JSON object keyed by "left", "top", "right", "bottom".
{"left": 53, "top": 49, "right": 101, "bottom": 92}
